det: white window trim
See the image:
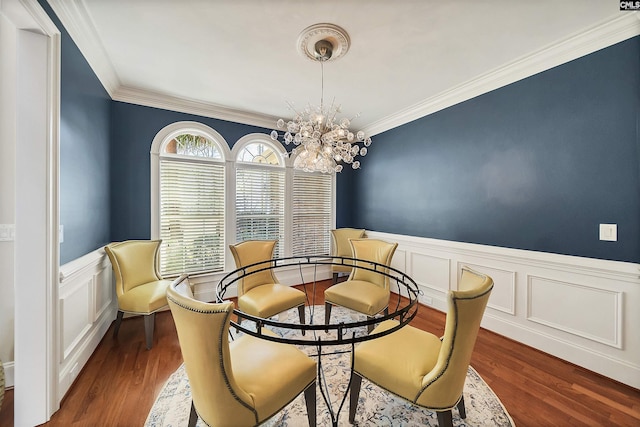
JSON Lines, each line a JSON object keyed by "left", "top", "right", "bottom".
{"left": 231, "top": 133, "right": 289, "bottom": 167}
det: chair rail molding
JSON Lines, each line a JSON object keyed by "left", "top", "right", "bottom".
{"left": 366, "top": 230, "right": 640, "bottom": 389}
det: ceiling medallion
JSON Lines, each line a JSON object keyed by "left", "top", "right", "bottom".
{"left": 296, "top": 23, "right": 350, "bottom": 62}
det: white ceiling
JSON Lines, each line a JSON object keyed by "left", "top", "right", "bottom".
{"left": 47, "top": 0, "right": 638, "bottom": 135}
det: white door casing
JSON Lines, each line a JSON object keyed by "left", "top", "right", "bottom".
{"left": 3, "top": 0, "right": 61, "bottom": 424}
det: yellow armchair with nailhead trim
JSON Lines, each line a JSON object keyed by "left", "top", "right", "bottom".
{"left": 167, "top": 279, "right": 317, "bottom": 427}
{"left": 349, "top": 267, "right": 494, "bottom": 427}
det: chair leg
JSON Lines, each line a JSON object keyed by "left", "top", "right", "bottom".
{"left": 366, "top": 307, "right": 388, "bottom": 334}
{"left": 332, "top": 273, "right": 338, "bottom": 285}
{"left": 324, "top": 302, "right": 332, "bottom": 331}
{"left": 304, "top": 381, "right": 316, "bottom": 427}
{"left": 456, "top": 395, "right": 466, "bottom": 419}
{"left": 188, "top": 400, "right": 198, "bottom": 427}
{"left": 144, "top": 313, "right": 155, "bottom": 350}
{"left": 236, "top": 312, "right": 243, "bottom": 327}
{"left": 436, "top": 410, "right": 453, "bottom": 427}
{"left": 367, "top": 316, "right": 375, "bottom": 334}
{"left": 298, "top": 305, "right": 306, "bottom": 336}
{"left": 349, "top": 372, "right": 362, "bottom": 423}
{"left": 113, "top": 310, "right": 124, "bottom": 338}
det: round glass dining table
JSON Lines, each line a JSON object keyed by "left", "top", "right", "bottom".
{"left": 211, "top": 255, "right": 421, "bottom": 426}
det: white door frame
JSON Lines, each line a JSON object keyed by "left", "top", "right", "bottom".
{"left": 2, "top": 0, "right": 61, "bottom": 424}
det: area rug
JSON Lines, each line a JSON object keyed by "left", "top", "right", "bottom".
{"left": 146, "top": 305, "right": 514, "bottom": 426}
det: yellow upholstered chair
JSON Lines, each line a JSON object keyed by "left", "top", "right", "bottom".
{"left": 324, "top": 238, "right": 398, "bottom": 333}
{"left": 349, "top": 267, "right": 494, "bottom": 427}
{"left": 104, "top": 240, "right": 172, "bottom": 349}
{"left": 167, "top": 280, "right": 317, "bottom": 427}
{"left": 330, "top": 228, "right": 366, "bottom": 284}
{"left": 229, "top": 240, "right": 306, "bottom": 327}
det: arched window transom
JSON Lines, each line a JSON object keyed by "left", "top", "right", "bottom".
{"left": 165, "top": 133, "right": 223, "bottom": 159}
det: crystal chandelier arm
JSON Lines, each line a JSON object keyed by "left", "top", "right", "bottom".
{"left": 285, "top": 100, "right": 306, "bottom": 118}
{"left": 326, "top": 98, "right": 340, "bottom": 131}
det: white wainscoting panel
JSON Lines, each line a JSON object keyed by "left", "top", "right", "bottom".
{"left": 459, "top": 262, "right": 516, "bottom": 315}
{"left": 527, "top": 275, "right": 622, "bottom": 349}
{"left": 366, "top": 230, "right": 640, "bottom": 389}
{"left": 60, "top": 278, "right": 92, "bottom": 359}
{"left": 410, "top": 251, "right": 451, "bottom": 294}
{"left": 58, "top": 248, "right": 116, "bottom": 402}
{"left": 2, "top": 361, "right": 14, "bottom": 390}
{"left": 391, "top": 248, "right": 406, "bottom": 274}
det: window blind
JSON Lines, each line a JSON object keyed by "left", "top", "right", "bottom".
{"left": 236, "top": 166, "right": 285, "bottom": 257}
{"left": 159, "top": 158, "right": 225, "bottom": 275}
{"left": 292, "top": 171, "right": 332, "bottom": 256}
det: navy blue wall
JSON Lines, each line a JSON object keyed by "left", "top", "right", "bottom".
{"left": 40, "top": 1, "right": 112, "bottom": 264}
{"left": 335, "top": 167, "right": 358, "bottom": 225}
{"left": 109, "top": 102, "right": 268, "bottom": 241}
{"left": 344, "top": 37, "right": 640, "bottom": 263}
{"left": 39, "top": 0, "right": 640, "bottom": 264}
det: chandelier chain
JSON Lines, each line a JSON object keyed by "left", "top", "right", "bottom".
{"left": 320, "top": 60, "right": 324, "bottom": 113}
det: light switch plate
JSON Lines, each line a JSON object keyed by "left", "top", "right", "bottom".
{"left": 599, "top": 224, "right": 617, "bottom": 242}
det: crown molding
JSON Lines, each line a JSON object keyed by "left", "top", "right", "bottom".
{"left": 44, "top": 2, "right": 639, "bottom": 134}
{"left": 46, "top": 0, "right": 120, "bottom": 95}
{"left": 362, "top": 12, "right": 640, "bottom": 136}
{"left": 112, "top": 86, "right": 278, "bottom": 130}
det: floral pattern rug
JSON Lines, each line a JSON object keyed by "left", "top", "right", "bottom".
{"left": 146, "top": 305, "right": 514, "bottom": 426}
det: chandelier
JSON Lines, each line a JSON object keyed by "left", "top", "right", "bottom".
{"left": 270, "top": 24, "right": 371, "bottom": 174}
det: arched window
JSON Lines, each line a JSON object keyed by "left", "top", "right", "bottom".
{"left": 151, "top": 122, "right": 230, "bottom": 276}
{"left": 151, "top": 125, "right": 335, "bottom": 277}
{"left": 232, "top": 134, "right": 286, "bottom": 257}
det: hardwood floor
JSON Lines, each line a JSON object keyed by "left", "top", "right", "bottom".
{"left": 1, "top": 279, "right": 638, "bottom": 426}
